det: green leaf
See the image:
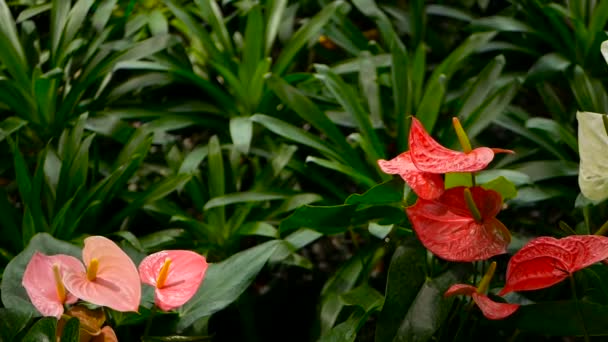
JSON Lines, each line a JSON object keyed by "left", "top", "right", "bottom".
{"left": 177, "top": 240, "right": 281, "bottom": 330}
{"left": 1, "top": 233, "right": 81, "bottom": 316}
{"left": 107, "top": 174, "right": 192, "bottom": 228}
{"left": 16, "top": 4, "right": 52, "bottom": 22}
{"left": 444, "top": 172, "right": 473, "bottom": 189}
{"left": 280, "top": 204, "right": 358, "bottom": 234}
{"left": 319, "top": 247, "right": 380, "bottom": 334}
{"left": 204, "top": 192, "right": 288, "bottom": 210}
{"left": 148, "top": 9, "right": 168, "bottom": 35}
{"left": 456, "top": 55, "right": 505, "bottom": 124}
{"left": 22, "top": 317, "right": 56, "bottom": 342}
{"left": 250, "top": 114, "right": 345, "bottom": 163}
{"left": 207, "top": 135, "right": 225, "bottom": 229}
{"left": 470, "top": 16, "right": 536, "bottom": 33}
{"left": 0, "top": 0, "right": 30, "bottom": 88}
{"left": 416, "top": 74, "right": 446, "bottom": 132}
{"left": 481, "top": 176, "right": 518, "bottom": 200}
{"left": 306, "top": 156, "right": 376, "bottom": 188}
{"left": 318, "top": 310, "right": 363, "bottom": 342}
{"left": 265, "top": 0, "right": 287, "bottom": 54}
{"left": 0, "top": 116, "right": 27, "bottom": 141}
{"left": 273, "top": 1, "right": 345, "bottom": 75}
{"left": 510, "top": 301, "right": 608, "bottom": 336}
{"left": 195, "top": 0, "right": 234, "bottom": 56}
{"left": 345, "top": 178, "right": 403, "bottom": 205}
{"left": 229, "top": 117, "right": 253, "bottom": 154}
{"left": 59, "top": 317, "right": 80, "bottom": 342}
{"left": 340, "top": 284, "right": 384, "bottom": 313}
{"left": 375, "top": 241, "right": 427, "bottom": 342}
{"left": 237, "top": 222, "right": 278, "bottom": 238}
{"left": 526, "top": 52, "right": 571, "bottom": 83}
{"left": 0, "top": 308, "right": 32, "bottom": 341}
{"left": 394, "top": 266, "right": 468, "bottom": 342}
{"left": 577, "top": 111, "right": 608, "bottom": 201}
{"left": 314, "top": 64, "right": 385, "bottom": 162}
{"left": 264, "top": 75, "right": 354, "bottom": 161}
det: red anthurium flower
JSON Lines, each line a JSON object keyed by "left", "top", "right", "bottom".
{"left": 409, "top": 117, "right": 511, "bottom": 173}
{"left": 406, "top": 186, "right": 511, "bottom": 262}
{"left": 500, "top": 235, "right": 608, "bottom": 295}
{"left": 378, "top": 151, "right": 445, "bottom": 200}
{"left": 22, "top": 252, "right": 82, "bottom": 318}
{"left": 139, "top": 250, "right": 208, "bottom": 311}
{"left": 445, "top": 284, "right": 519, "bottom": 320}
{"left": 61, "top": 236, "right": 142, "bottom": 312}
{"left": 378, "top": 118, "right": 511, "bottom": 200}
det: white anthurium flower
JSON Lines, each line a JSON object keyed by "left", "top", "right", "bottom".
{"left": 577, "top": 111, "right": 608, "bottom": 201}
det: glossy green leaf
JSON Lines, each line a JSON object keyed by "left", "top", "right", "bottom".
{"left": 59, "top": 317, "right": 80, "bottom": 342}
{"left": 318, "top": 310, "right": 363, "bottom": 342}
{"left": 345, "top": 178, "right": 404, "bottom": 205}
{"left": 375, "top": 241, "right": 427, "bottom": 342}
{"left": 456, "top": 55, "right": 504, "bottom": 123}
{"left": 481, "top": 176, "right": 518, "bottom": 200}
{"left": 264, "top": 75, "right": 353, "bottom": 160}
{"left": 394, "top": 266, "right": 467, "bottom": 342}
{"left": 204, "top": 192, "right": 288, "bottom": 210}
{"left": 250, "top": 114, "right": 344, "bottom": 163}
{"left": 319, "top": 247, "right": 380, "bottom": 334}
{"left": 280, "top": 204, "right": 358, "bottom": 234}
{"left": 229, "top": 117, "right": 253, "bottom": 154}
{"left": 305, "top": 156, "right": 376, "bottom": 188}
{"left": 22, "top": 317, "right": 56, "bottom": 342}
{"left": 0, "top": 308, "right": 32, "bottom": 341}
{"left": 315, "top": 64, "right": 384, "bottom": 162}
{"left": 341, "top": 284, "right": 384, "bottom": 312}
{"left": 265, "top": 0, "right": 287, "bottom": 54}
{"left": 177, "top": 240, "right": 281, "bottom": 330}
{"left": 273, "top": 1, "right": 345, "bottom": 75}
{"left": 511, "top": 301, "right": 608, "bottom": 336}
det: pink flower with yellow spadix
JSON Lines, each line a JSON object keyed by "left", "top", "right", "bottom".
{"left": 139, "top": 250, "right": 208, "bottom": 311}
{"left": 60, "top": 236, "right": 142, "bottom": 312}
{"left": 22, "top": 252, "right": 83, "bottom": 318}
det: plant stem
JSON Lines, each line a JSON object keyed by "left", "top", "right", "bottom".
{"left": 143, "top": 306, "right": 158, "bottom": 340}
{"left": 569, "top": 275, "right": 589, "bottom": 342}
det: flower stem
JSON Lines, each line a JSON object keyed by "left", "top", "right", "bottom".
{"left": 569, "top": 275, "right": 589, "bottom": 342}
{"left": 595, "top": 219, "right": 608, "bottom": 236}
{"left": 143, "top": 306, "right": 158, "bottom": 339}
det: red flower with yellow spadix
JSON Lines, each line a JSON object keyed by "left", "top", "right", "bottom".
{"left": 445, "top": 262, "right": 519, "bottom": 320}
{"left": 22, "top": 252, "right": 83, "bottom": 318}
{"left": 406, "top": 186, "right": 511, "bottom": 262}
{"left": 378, "top": 117, "right": 511, "bottom": 200}
{"left": 500, "top": 235, "right": 608, "bottom": 295}
{"left": 139, "top": 250, "right": 208, "bottom": 311}
{"left": 60, "top": 236, "right": 141, "bottom": 312}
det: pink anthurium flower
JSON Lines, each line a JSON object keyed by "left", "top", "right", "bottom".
{"left": 406, "top": 186, "right": 511, "bottom": 262}
{"left": 61, "top": 236, "right": 141, "bottom": 312}
{"left": 139, "top": 250, "right": 208, "bottom": 311}
{"left": 378, "top": 117, "right": 511, "bottom": 200}
{"left": 500, "top": 235, "right": 608, "bottom": 295}
{"left": 22, "top": 252, "right": 83, "bottom": 318}
{"left": 444, "top": 284, "right": 519, "bottom": 320}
